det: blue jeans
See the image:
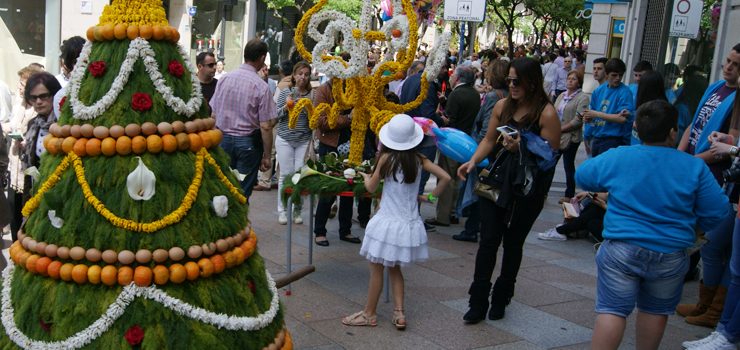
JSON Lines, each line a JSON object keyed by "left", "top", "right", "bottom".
{"left": 701, "top": 204, "right": 735, "bottom": 287}
{"left": 220, "top": 134, "right": 263, "bottom": 199}
{"left": 717, "top": 217, "right": 740, "bottom": 342}
{"left": 595, "top": 240, "right": 688, "bottom": 317}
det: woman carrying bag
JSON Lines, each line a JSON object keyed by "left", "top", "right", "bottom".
{"left": 457, "top": 58, "right": 561, "bottom": 323}
{"left": 553, "top": 70, "right": 589, "bottom": 204}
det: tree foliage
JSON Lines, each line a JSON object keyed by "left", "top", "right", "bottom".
{"left": 487, "top": 0, "right": 526, "bottom": 58}
{"left": 263, "top": 0, "right": 364, "bottom": 25}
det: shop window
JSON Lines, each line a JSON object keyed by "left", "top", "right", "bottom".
{"left": 0, "top": 0, "right": 45, "bottom": 56}
{"left": 191, "top": 0, "right": 245, "bottom": 71}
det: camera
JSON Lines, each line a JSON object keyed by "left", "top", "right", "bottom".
{"left": 496, "top": 125, "right": 518, "bottom": 137}
{"left": 723, "top": 160, "right": 740, "bottom": 183}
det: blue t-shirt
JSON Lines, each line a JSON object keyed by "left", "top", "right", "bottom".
{"left": 576, "top": 145, "right": 729, "bottom": 253}
{"left": 584, "top": 83, "right": 635, "bottom": 140}
{"left": 629, "top": 83, "right": 638, "bottom": 104}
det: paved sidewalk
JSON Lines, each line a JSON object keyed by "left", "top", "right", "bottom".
{"left": 249, "top": 146, "right": 714, "bottom": 350}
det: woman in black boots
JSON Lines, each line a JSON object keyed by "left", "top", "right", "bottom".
{"left": 457, "top": 58, "right": 560, "bottom": 323}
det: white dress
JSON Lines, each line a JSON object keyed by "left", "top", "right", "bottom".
{"left": 360, "top": 168, "right": 428, "bottom": 267}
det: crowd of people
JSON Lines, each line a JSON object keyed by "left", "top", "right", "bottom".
{"left": 3, "top": 28, "right": 740, "bottom": 348}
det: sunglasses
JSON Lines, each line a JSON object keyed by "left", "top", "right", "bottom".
{"left": 28, "top": 93, "right": 52, "bottom": 102}
{"left": 506, "top": 77, "right": 521, "bottom": 87}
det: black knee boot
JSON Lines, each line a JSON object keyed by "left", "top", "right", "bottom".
{"left": 463, "top": 281, "right": 491, "bottom": 324}
{"left": 489, "top": 279, "right": 514, "bottom": 320}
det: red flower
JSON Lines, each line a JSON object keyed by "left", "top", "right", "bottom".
{"left": 39, "top": 318, "right": 52, "bottom": 333}
{"left": 124, "top": 325, "right": 145, "bottom": 346}
{"left": 59, "top": 96, "right": 66, "bottom": 110}
{"left": 88, "top": 61, "right": 107, "bottom": 78}
{"left": 168, "top": 60, "right": 184, "bottom": 78}
{"left": 131, "top": 93, "right": 153, "bottom": 112}
{"left": 347, "top": 178, "right": 354, "bottom": 186}
{"left": 247, "top": 280, "right": 255, "bottom": 293}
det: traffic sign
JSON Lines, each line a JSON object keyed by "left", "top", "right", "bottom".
{"left": 188, "top": 6, "right": 197, "bottom": 17}
{"left": 443, "top": 0, "right": 486, "bottom": 22}
{"left": 669, "top": 0, "right": 702, "bottom": 39}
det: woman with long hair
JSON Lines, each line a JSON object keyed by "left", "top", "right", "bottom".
{"left": 275, "top": 61, "right": 313, "bottom": 225}
{"left": 631, "top": 70, "right": 668, "bottom": 145}
{"left": 457, "top": 58, "right": 561, "bottom": 322}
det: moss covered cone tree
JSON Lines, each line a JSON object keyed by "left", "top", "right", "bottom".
{"left": 0, "top": 1, "right": 290, "bottom": 348}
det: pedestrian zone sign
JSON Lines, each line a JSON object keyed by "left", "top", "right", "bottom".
{"left": 443, "top": 0, "right": 486, "bottom": 22}
{"left": 669, "top": 0, "right": 702, "bottom": 39}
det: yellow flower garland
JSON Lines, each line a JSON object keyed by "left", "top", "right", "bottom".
{"left": 99, "top": 0, "right": 168, "bottom": 26}
{"left": 22, "top": 149, "right": 246, "bottom": 233}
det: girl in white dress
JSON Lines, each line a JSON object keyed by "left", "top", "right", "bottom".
{"left": 342, "top": 114, "right": 451, "bottom": 330}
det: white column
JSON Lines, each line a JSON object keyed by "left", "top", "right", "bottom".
{"left": 243, "top": 0, "right": 257, "bottom": 45}
{"left": 45, "top": 0, "right": 62, "bottom": 74}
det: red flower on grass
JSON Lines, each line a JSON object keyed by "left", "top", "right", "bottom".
{"left": 88, "top": 61, "right": 107, "bottom": 78}
{"left": 59, "top": 96, "right": 66, "bottom": 110}
{"left": 124, "top": 324, "right": 144, "bottom": 346}
{"left": 39, "top": 318, "right": 52, "bottom": 333}
{"left": 131, "top": 93, "right": 153, "bottom": 112}
{"left": 168, "top": 60, "right": 184, "bottom": 78}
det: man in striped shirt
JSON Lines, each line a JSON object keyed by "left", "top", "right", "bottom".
{"left": 210, "top": 38, "right": 278, "bottom": 199}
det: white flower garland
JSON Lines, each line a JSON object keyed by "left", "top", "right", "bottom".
{"left": 68, "top": 38, "right": 204, "bottom": 120}
{"left": 1, "top": 262, "right": 280, "bottom": 349}
{"left": 308, "top": 10, "right": 367, "bottom": 79}
{"left": 422, "top": 32, "right": 452, "bottom": 81}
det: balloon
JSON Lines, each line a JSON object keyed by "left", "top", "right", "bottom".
{"left": 381, "top": 0, "right": 393, "bottom": 20}
{"left": 412, "top": 117, "right": 438, "bottom": 136}
{"left": 431, "top": 127, "right": 489, "bottom": 167}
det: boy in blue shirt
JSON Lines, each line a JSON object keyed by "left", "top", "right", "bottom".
{"left": 583, "top": 58, "right": 635, "bottom": 157}
{"left": 578, "top": 100, "right": 729, "bottom": 349}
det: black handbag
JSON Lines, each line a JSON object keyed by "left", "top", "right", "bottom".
{"left": 474, "top": 146, "right": 509, "bottom": 203}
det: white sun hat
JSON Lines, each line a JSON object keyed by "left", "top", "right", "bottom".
{"left": 379, "top": 114, "right": 424, "bottom": 151}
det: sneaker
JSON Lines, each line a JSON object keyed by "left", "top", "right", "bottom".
{"left": 683, "top": 331, "right": 734, "bottom": 349}
{"left": 278, "top": 212, "right": 288, "bottom": 225}
{"left": 293, "top": 210, "right": 303, "bottom": 224}
{"left": 537, "top": 227, "right": 566, "bottom": 241}
{"left": 424, "top": 222, "right": 436, "bottom": 232}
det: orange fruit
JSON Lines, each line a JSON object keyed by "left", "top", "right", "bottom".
{"left": 47, "top": 261, "right": 63, "bottom": 279}
{"left": 101, "top": 137, "right": 117, "bottom": 156}
{"left": 114, "top": 24, "right": 128, "bottom": 40}
{"left": 188, "top": 133, "right": 203, "bottom": 152}
{"left": 85, "top": 138, "right": 102, "bottom": 156}
{"left": 131, "top": 135, "right": 147, "bottom": 155}
{"left": 18, "top": 252, "right": 31, "bottom": 267}
{"left": 175, "top": 133, "right": 190, "bottom": 151}
{"left": 116, "top": 135, "right": 132, "bottom": 155}
{"left": 59, "top": 263, "right": 75, "bottom": 281}
{"left": 210, "top": 129, "right": 223, "bottom": 146}
{"left": 139, "top": 25, "right": 153, "bottom": 39}
{"left": 152, "top": 265, "right": 169, "bottom": 285}
{"left": 170, "top": 28, "right": 180, "bottom": 43}
{"left": 43, "top": 134, "right": 53, "bottom": 150}
{"left": 223, "top": 251, "right": 236, "bottom": 268}
{"left": 169, "top": 264, "right": 187, "bottom": 284}
{"left": 61, "top": 136, "right": 77, "bottom": 154}
{"left": 391, "top": 29, "right": 402, "bottom": 38}
{"left": 210, "top": 255, "right": 226, "bottom": 274}
{"left": 35, "top": 256, "right": 52, "bottom": 276}
{"left": 45, "top": 137, "right": 60, "bottom": 154}
{"left": 101, "top": 265, "right": 117, "bottom": 286}
{"left": 71, "top": 264, "right": 89, "bottom": 284}
{"left": 86, "top": 27, "right": 96, "bottom": 41}
{"left": 73, "top": 138, "right": 88, "bottom": 156}
{"left": 197, "top": 258, "right": 214, "bottom": 278}
{"left": 101, "top": 23, "right": 115, "bottom": 40}
{"left": 184, "top": 261, "right": 199, "bottom": 281}
{"left": 118, "top": 266, "right": 133, "bottom": 285}
{"left": 286, "top": 97, "right": 295, "bottom": 109}
{"left": 126, "top": 25, "right": 139, "bottom": 40}
{"left": 133, "top": 266, "right": 153, "bottom": 286}
{"left": 93, "top": 26, "right": 105, "bottom": 41}
{"left": 232, "top": 247, "right": 246, "bottom": 265}
{"left": 152, "top": 26, "right": 165, "bottom": 40}
{"left": 146, "top": 134, "right": 163, "bottom": 153}
{"left": 87, "top": 265, "right": 102, "bottom": 284}
{"left": 25, "top": 255, "right": 40, "bottom": 274}
{"left": 161, "top": 134, "right": 178, "bottom": 153}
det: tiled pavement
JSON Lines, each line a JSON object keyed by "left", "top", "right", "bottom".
{"left": 0, "top": 146, "right": 716, "bottom": 349}
{"left": 247, "top": 146, "right": 716, "bottom": 349}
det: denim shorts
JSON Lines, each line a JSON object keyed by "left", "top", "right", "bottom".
{"left": 595, "top": 240, "right": 688, "bottom": 317}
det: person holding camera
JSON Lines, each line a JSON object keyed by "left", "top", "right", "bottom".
{"left": 579, "top": 100, "right": 729, "bottom": 350}
{"left": 457, "top": 58, "right": 560, "bottom": 323}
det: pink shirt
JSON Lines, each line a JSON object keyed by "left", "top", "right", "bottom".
{"left": 210, "top": 64, "right": 277, "bottom": 136}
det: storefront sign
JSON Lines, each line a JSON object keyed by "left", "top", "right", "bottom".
{"left": 188, "top": 6, "right": 197, "bottom": 17}
{"left": 612, "top": 18, "right": 625, "bottom": 36}
{"left": 669, "top": 0, "right": 702, "bottom": 39}
{"left": 443, "top": 0, "right": 486, "bottom": 22}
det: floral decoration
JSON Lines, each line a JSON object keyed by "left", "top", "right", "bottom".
{"left": 1, "top": 262, "right": 281, "bottom": 349}
{"left": 124, "top": 325, "right": 144, "bottom": 346}
{"left": 88, "top": 61, "right": 107, "bottom": 78}
{"left": 131, "top": 92, "right": 152, "bottom": 112}
{"left": 22, "top": 149, "right": 245, "bottom": 233}
{"left": 167, "top": 60, "right": 184, "bottom": 78}
{"left": 38, "top": 319, "right": 52, "bottom": 333}
{"left": 68, "top": 39, "right": 203, "bottom": 120}
{"left": 98, "top": 0, "right": 168, "bottom": 26}
{"left": 58, "top": 96, "right": 66, "bottom": 110}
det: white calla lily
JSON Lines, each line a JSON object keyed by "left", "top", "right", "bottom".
{"left": 127, "top": 157, "right": 156, "bottom": 201}
{"left": 291, "top": 173, "right": 302, "bottom": 184}
{"left": 47, "top": 210, "right": 64, "bottom": 229}
{"left": 212, "top": 196, "right": 228, "bottom": 218}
